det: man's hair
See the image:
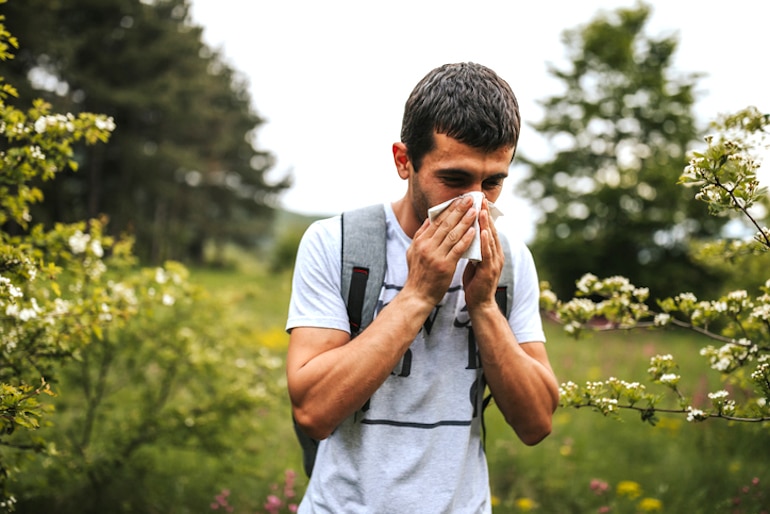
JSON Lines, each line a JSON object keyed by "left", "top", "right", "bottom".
{"left": 400, "top": 62, "right": 521, "bottom": 171}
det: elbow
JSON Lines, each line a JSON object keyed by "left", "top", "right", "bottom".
{"left": 293, "top": 405, "right": 335, "bottom": 441}
{"left": 517, "top": 420, "right": 553, "bottom": 446}
{"left": 509, "top": 400, "right": 558, "bottom": 447}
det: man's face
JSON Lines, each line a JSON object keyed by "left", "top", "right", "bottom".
{"left": 409, "top": 132, "right": 514, "bottom": 223}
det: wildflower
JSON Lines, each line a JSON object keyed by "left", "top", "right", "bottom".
{"left": 95, "top": 116, "right": 116, "bottom": 131}
{"left": 658, "top": 373, "right": 680, "bottom": 386}
{"left": 19, "top": 307, "right": 38, "bottom": 321}
{"left": 751, "top": 303, "right": 770, "bottom": 321}
{"left": 264, "top": 494, "right": 283, "bottom": 514}
{"left": 590, "top": 479, "right": 609, "bottom": 495}
{"left": 595, "top": 397, "right": 618, "bottom": 413}
{"left": 576, "top": 273, "right": 598, "bottom": 294}
{"left": 90, "top": 239, "right": 104, "bottom": 258}
{"left": 638, "top": 497, "right": 663, "bottom": 511}
{"left": 686, "top": 406, "right": 707, "bottom": 422}
{"left": 98, "top": 302, "right": 112, "bottom": 322}
{"left": 514, "top": 497, "right": 536, "bottom": 511}
{"left": 69, "top": 230, "right": 91, "bottom": 254}
{"left": 29, "top": 145, "right": 45, "bottom": 160}
{"left": 539, "top": 289, "right": 558, "bottom": 309}
{"left": 616, "top": 480, "right": 642, "bottom": 499}
{"left": 34, "top": 116, "right": 47, "bottom": 133}
{"left": 155, "top": 267, "right": 168, "bottom": 284}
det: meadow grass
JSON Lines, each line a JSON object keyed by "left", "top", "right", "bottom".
{"left": 486, "top": 323, "right": 770, "bottom": 513}
{"left": 190, "top": 259, "right": 769, "bottom": 513}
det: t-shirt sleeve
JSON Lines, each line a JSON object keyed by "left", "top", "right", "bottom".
{"left": 285, "top": 217, "right": 351, "bottom": 334}
{"left": 507, "top": 238, "right": 547, "bottom": 344}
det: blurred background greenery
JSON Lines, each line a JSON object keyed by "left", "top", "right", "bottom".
{"left": 1, "top": 0, "right": 768, "bottom": 512}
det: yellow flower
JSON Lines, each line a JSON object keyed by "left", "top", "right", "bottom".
{"left": 261, "top": 327, "right": 289, "bottom": 349}
{"left": 616, "top": 480, "right": 642, "bottom": 499}
{"left": 490, "top": 495, "right": 501, "bottom": 507}
{"left": 515, "top": 497, "right": 536, "bottom": 511}
{"left": 638, "top": 497, "right": 663, "bottom": 512}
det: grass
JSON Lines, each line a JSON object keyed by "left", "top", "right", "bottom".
{"left": 486, "top": 322, "right": 770, "bottom": 513}
{"left": 188, "top": 258, "right": 770, "bottom": 513}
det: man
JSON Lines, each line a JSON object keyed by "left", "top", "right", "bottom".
{"left": 286, "top": 62, "right": 559, "bottom": 513}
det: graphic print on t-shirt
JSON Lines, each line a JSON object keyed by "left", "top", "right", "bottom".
{"left": 358, "top": 270, "right": 486, "bottom": 431}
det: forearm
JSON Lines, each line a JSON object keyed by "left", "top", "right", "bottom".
{"left": 289, "top": 289, "right": 434, "bottom": 440}
{"left": 470, "top": 303, "right": 559, "bottom": 445}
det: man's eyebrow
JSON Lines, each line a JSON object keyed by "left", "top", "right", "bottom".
{"left": 436, "top": 168, "right": 473, "bottom": 176}
{"left": 435, "top": 169, "right": 509, "bottom": 180}
{"left": 486, "top": 172, "right": 509, "bottom": 180}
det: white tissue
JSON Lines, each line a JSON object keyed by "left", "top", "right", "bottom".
{"left": 427, "top": 192, "right": 503, "bottom": 262}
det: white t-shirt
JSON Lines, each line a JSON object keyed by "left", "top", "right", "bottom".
{"left": 286, "top": 203, "right": 546, "bottom": 514}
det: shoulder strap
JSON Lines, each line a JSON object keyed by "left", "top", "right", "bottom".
{"left": 482, "top": 232, "right": 514, "bottom": 447}
{"left": 294, "top": 205, "right": 388, "bottom": 479}
{"left": 496, "top": 232, "right": 514, "bottom": 319}
{"left": 341, "top": 205, "right": 387, "bottom": 337}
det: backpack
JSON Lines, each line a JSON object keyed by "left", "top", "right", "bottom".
{"left": 293, "top": 204, "right": 514, "bottom": 477}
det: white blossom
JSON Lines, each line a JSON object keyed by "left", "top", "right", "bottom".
{"left": 19, "top": 307, "right": 38, "bottom": 321}
{"left": 69, "top": 230, "right": 91, "bottom": 254}
{"left": 708, "top": 390, "right": 729, "bottom": 400}
{"left": 94, "top": 116, "right": 116, "bottom": 131}
{"left": 751, "top": 303, "right": 770, "bottom": 321}
{"left": 90, "top": 239, "right": 104, "bottom": 258}
{"left": 29, "top": 145, "right": 45, "bottom": 160}
{"left": 686, "top": 407, "right": 706, "bottom": 422}
{"left": 155, "top": 268, "right": 168, "bottom": 284}
{"left": 99, "top": 302, "right": 112, "bottom": 322}
{"left": 659, "top": 373, "right": 680, "bottom": 385}
{"left": 34, "top": 117, "right": 46, "bottom": 133}
{"left": 576, "top": 273, "right": 598, "bottom": 294}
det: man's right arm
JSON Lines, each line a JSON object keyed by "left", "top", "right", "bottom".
{"left": 287, "top": 288, "right": 435, "bottom": 440}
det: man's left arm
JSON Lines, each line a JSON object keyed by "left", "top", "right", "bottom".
{"left": 464, "top": 203, "right": 559, "bottom": 445}
{"left": 469, "top": 307, "right": 558, "bottom": 445}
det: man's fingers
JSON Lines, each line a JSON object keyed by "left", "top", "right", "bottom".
{"left": 431, "top": 197, "right": 476, "bottom": 254}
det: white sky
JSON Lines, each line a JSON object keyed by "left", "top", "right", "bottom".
{"left": 189, "top": 0, "right": 769, "bottom": 241}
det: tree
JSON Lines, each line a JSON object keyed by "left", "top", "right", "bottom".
{"left": 0, "top": 3, "right": 118, "bottom": 505}
{"left": 0, "top": 9, "right": 286, "bottom": 510}
{"left": 2, "top": 0, "right": 289, "bottom": 263}
{"left": 520, "top": 2, "right": 727, "bottom": 301}
{"left": 544, "top": 106, "right": 770, "bottom": 424}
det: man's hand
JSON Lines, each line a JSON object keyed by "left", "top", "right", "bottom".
{"left": 404, "top": 195, "right": 477, "bottom": 305}
{"left": 463, "top": 199, "right": 504, "bottom": 312}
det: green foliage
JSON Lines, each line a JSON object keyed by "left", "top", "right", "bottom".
{"left": 0, "top": 9, "right": 290, "bottom": 511}
{"left": 520, "top": 2, "right": 725, "bottom": 301}
{"left": 270, "top": 226, "right": 305, "bottom": 272}
{"left": 2, "top": 0, "right": 290, "bottom": 263}
{"left": 12, "top": 264, "right": 289, "bottom": 513}
{"left": 543, "top": 107, "right": 770, "bottom": 425}
{"left": 485, "top": 324, "right": 770, "bottom": 513}
{"left": 0, "top": 9, "right": 123, "bottom": 507}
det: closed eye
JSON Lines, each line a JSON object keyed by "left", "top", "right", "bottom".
{"left": 483, "top": 175, "right": 506, "bottom": 190}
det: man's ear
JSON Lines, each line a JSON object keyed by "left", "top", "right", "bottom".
{"left": 392, "top": 142, "right": 410, "bottom": 179}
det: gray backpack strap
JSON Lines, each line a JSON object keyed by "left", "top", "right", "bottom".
{"left": 295, "top": 205, "right": 387, "bottom": 479}
{"left": 496, "top": 232, "right": 514, "bottom": 319}
{"left": 341, "top": 205, "right": 387, "bottom": 337}
{"left": 482, "top": 232, "right": 514, "bottom": 447}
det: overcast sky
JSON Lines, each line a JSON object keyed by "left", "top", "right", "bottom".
{"left": 188, "top": 0, "right": 769, "bottom": 241}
